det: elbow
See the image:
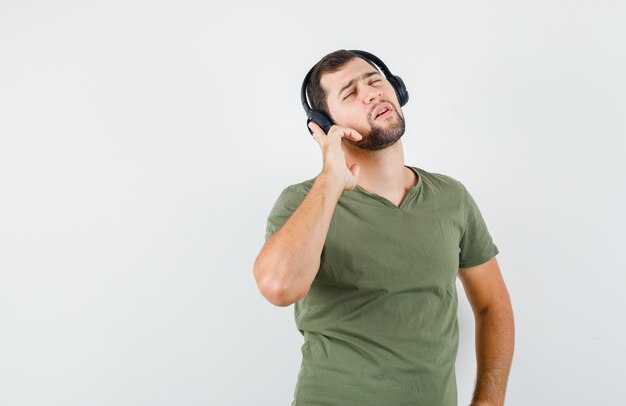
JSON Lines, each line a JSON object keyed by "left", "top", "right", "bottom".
{"left": 253, "top": 258, "right": 303, "bottom": 307}
{"left": 256, "top": 276, "right": 302, "bottom": 307}
{"left": 265, "top": 284, "right": 299, "bottom": 307}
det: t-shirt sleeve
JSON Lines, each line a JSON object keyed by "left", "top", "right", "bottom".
{"left": 264, "top": 185, "right": 308, "bottom": 242}
{"left": 458, "top": 183, "right": 499, "bottom": 268}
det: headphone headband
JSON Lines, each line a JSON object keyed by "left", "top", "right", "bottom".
{"left": 301, "top": 50, "right": 409, "bottom": 135}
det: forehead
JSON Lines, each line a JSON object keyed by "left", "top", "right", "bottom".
{"left": 320, "top": 58, "right": 380, "bottom": 95}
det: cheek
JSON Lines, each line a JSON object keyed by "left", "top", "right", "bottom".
{"left": 383, "top": 86, "right": 399, "bottom": 105}
{"left": 347, "top": 109, "right": 372, "bottom": 126}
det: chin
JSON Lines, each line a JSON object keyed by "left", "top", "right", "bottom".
{"left": 347, "top": 114, "right": 406, "bottom": 152}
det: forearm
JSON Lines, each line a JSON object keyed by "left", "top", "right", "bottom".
{"left": 470, "top": 303, "right": 515, "bottom": 406}
{"left": 255, "top": 172, "right": 344, "bottom": 306}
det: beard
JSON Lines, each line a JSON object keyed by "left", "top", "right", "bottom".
{"left": 344, "top": 103, "right": 406, "bottom": 151}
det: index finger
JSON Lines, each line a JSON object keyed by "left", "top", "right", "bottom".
{"left": 308, "top": 121, "right": 325, "bottom": 140}
{"left": 330, "top": 126, "right": 363, "bottom": 141}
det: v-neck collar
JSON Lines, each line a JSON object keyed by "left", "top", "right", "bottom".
{"left": 353, "top": 165, "right": 422, "bottom": 209}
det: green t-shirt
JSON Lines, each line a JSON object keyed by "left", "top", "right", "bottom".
{"left": 264, "top": 165, "right": 499, "bottom": 406}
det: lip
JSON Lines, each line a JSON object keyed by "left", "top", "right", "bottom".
{"left": 371, "top": 102, "right": 394, "bottom": 120}
{"left": 375, "top": 109, "right": 393, "bottom": 120}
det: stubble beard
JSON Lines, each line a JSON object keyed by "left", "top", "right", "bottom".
{"left": 345, "top": 105, "right": 406, "bottom": 151}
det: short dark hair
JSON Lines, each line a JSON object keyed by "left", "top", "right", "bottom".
{"left": 306, "top": 49, "right": 379, "bottom": 118}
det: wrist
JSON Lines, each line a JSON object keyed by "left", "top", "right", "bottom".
{"left": 315, "top": 171, "right": 345, "bottom": 194}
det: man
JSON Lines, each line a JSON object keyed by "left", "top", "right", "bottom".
{"left": 253, "top": 49, "right": 514, "bottom": 406}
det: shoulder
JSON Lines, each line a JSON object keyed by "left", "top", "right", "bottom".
{"left": 271, "top": 176, "right": 317, "bottom": 208}
{"left": 280, "top": 176, "right": 316, "bottom": 197}
{"left": 411, "top": 165, "right": 468, "bottom": 194}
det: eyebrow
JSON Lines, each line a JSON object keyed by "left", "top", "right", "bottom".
{"left": 337, "top": 71, "right": 381, "bottom": 99}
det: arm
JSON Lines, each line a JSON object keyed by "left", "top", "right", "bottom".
{"left": 458, "top": 256, "right": 515, "bottom": 406}
{"left": 254, "top": 172, "right": 344, "bottom": 307}
{"left": 254, "top": 122, "right": 363, "bottom": 307}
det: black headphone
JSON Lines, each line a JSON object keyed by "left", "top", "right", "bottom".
{"left": 301, "top": 50, "right": 409, "bottom": 135}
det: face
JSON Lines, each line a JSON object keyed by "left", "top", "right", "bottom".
{"left": 321, "top": 57, "right": 406, "bottom": 151}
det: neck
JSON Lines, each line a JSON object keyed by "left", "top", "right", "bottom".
{"left": 343, "top": 140, "right": 416, "bottom": 195}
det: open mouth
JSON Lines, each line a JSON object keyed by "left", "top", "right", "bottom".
{"left": 375, "top": 109, "right": 393, "bottom": 120}
{"left": 373, "top": 102, "right": 393, "bottom": 120}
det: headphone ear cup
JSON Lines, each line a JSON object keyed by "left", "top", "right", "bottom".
{"left": 306, "top": 111, "right": 334, "bottom": 135}
{"left": 387, "top": 75, "right": 409, "bottom": 106}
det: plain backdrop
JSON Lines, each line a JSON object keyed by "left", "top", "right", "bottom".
{"left": 1, "top": 1, "right": 625, "bottom": 405}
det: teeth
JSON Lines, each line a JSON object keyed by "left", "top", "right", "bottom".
{"left": 377, "top": 108, "right": 389, "bottom": 117}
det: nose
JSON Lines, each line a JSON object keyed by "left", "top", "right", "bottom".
{"left": 363, "top": 85, "right": 382, "bottom": 104}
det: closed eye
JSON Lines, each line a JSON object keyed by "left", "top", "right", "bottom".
{"left": 342, "top": 80, "right": 383, "bottom": 100}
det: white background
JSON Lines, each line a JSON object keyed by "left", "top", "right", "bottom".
{"left": 1, "top": 1, "right": 625, "bottom": 405}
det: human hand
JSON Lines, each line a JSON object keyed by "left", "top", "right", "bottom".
{"left": 308, "top": 121, "right": 362, "bottom": 191}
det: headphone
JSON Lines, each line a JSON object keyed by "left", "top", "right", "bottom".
{"left": 301, "top": 50, "right": 409, "bottom": 135}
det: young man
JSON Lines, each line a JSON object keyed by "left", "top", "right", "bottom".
{"left": 253, "top": 50, "right": 514, "bottom": 406}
